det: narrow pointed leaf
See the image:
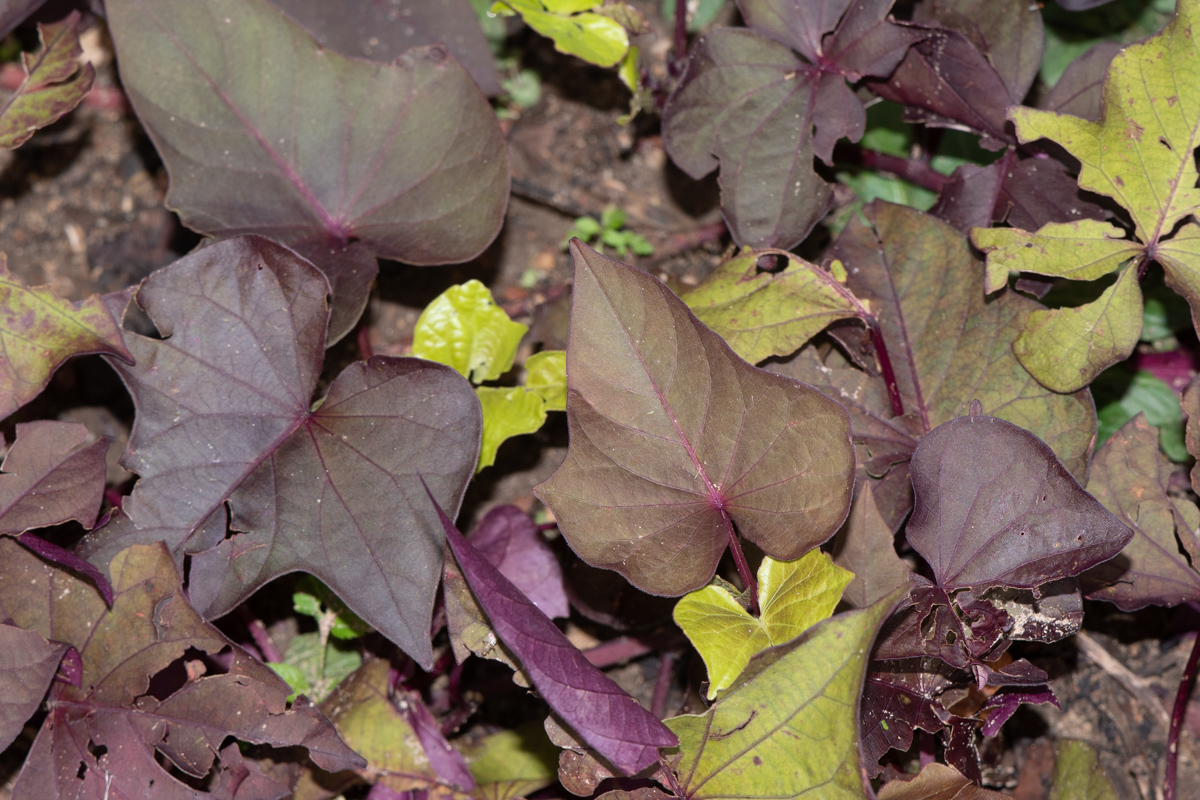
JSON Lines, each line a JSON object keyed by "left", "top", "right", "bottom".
{"left": 667, "top": 590, "right": 902, "bottom": 800}
{"left": 1084, "top": 415, "right": 1200, "bottom": 609}
{"left": 0, "top": 421, "right": 108, "bottom": 533}
{"left": 0, "top": 624, "right": 67, "bottom": 752}
{"left": 0, "top": 255, "right": 132, "bottom": 419}
{"left": 80, "top": 236, "right": 481, "bottom": 668}
{"left": 536, "top": 243, "right": 855, "bottom": 596}
{"left": 431, "top": 487, "right": 678, "bottom": 776}
{"left": 0, "top": 11, "right": 94, "bottom": 150}
{"left": 2, "top": 541, "right": 362, "bottom": 798}
{"left": 674, "top": 550, "right": 852, "bottom": 698}
{"left": 106, "top": 0, "right": 509, "bottom": 342}
{"left": 683, "top": 249, "right": 867, "bottom": 363}
{"left": 469, "top": 505, "right": 569, "bottom": 619}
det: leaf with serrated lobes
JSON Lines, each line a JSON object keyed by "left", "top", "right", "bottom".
{"left": 105, "top": 0, "right": 509, "bottom": 343}
{"left": 535, "top": 242, "right": 855, "bottom": 597}
{"left": 79, "top": 236, "right": 481, "bottom": 669}
{"left": 1, "top": 540, "right": 363, "bottom": 799}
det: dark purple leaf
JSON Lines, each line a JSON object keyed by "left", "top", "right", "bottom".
{"left": 105, "top": 0, "right": 509, "bottom": 343}
{"left": 1039, "top": 41, "right": 1122, "bottom": 120}
{"left": 860, "top": 656, "right": 955, "bottom": 774}
{"left": 943, "top": 717, "right": 981, "bottom": 782}
{"left": 0, "top": 623, "right": 67, "bottom": 751}
{"left": 398, "top": 688, "right": 476, "bottom": 791}
{"left": 213, "top": 742, "right": 292, "bottom": 800}
{"left": 1, "top": 539, "right": 363, "bottom": 799}
{"left": 470, "top": 505, "right": 568, "bottom": 619}
{"left": 663, "top": 2, "right": 921, "bottom": 248}
{"left": 57, "top": 646, "right": 81, "bottom": 686}
{"left": 770, "top": 202, "right": 1096, "bottom": 531}
{"left": 535, "top": 243, "right": 855, "bottom": 596}
{"left": 980, "top": 685, "right": 1058, "bottom": 737}
{"left": 268, "top": 0, "right": 501, "bottom": 96}
{"left": 1084, "top": 415, "right": 1200, "bottom": 610}
{"left": 78, "top": 236, "right": 481, "bottom": 668}
{"left": 429, "top": 484, "right": 678, "bottom": 776}
{"left": 0, "top": 421, "right": 108, "bottom": 533}
{"left": 18, "top": 533, "right": 113, "bottom": 606}
{"left": 0, "top": 0, "right": 47, "bottom": 39}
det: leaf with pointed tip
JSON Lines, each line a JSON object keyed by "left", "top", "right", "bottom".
{"left": 1, "top": 540, "right": 362, "bottom": 799}
{"left": 1050, "top": 740, "right": 1119, "bottom": 800}
{"left": 770, "top": 202, "right": 1096, "bottom": 532}
{"left": 1040, "top": 42, "right": 1122, "bottom": 121}
{"left": 662, "top": 1, "right": 921, "bottom": 248}
{"left": 831, "top": 483, "right": 912, "bottom": 608}
{"left": 0, "top": 624, "right": 67, "bottom": 752}
{"left": 0, "top": 254, "right": 133, "bottom": 419}
{"left": 0, "top": 421, "right": 108, "bottom": 534}
{"left": 266, "top": 0, "right": 501, "bottom": 95}
{"left": 1084, "top": 415, "right": 1200, "bottom": 609}
{"left": 682, "top": 249, "right": 866, "bottom": 363}
{"left": 666, "top": 590, "right": 902, "bottom": 800}
{"left": 105, "top": 0, "right": 509, "bottom": 343}
{"left": 433, "top": 488, "right": 678, "bottom": 776}
{"left": 0, "top": 11, "right": 94, "bottom": 150}
{"left": 535, "top": 243, "right": 855, "bottom": 597}
{"left": 79, "top": 236, "right": 481, "bottom": 669}
{"left": 673, "top": 550, "right": 852, "bottom": 698}
{"left": 972, "top": 0, "right": 1200, "bottom": 392}
{"left": 414, "top": 280, "right": 529, "bottom": 384}
{"left": 877, "top": 762, "right": 1013, "bottom": 799}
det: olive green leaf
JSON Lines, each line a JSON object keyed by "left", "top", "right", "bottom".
{"left": 683, "top": 250, "right": 867, "bottom": 364}
{"left": 525, "top": 350, "right": 566, "bottom": 411}
{"left": 971, "top": 0, "right": 1200, "bottom": 392}
{"left": 413, "top": 280, "right": 528, "bottom": 384}
{"left": 491, "top": 0, "right": 628, "bottom": 67}
{"left": 463, "top": 721, "right": 560, "bottom": 800}
{"left": 674, "top": 550, "right": 853, "bottom": 699}
{"left": 0, "top": 255, "right": 132, "bottom": 419}
{"left": 0, "top": 11, "right": 94, "bottom": 151}
{"left": 1049, "top": 740, "right": 1119, "bottom": 800}
{"left": 666, "top": 590, "right": 902, "bottom": 800}
{"left": 477, "top": 387, "right": 548, "bottom": 471}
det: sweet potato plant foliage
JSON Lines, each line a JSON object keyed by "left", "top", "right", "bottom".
{"left": 4, "top": 0, "right": 1200, "bottom": 797}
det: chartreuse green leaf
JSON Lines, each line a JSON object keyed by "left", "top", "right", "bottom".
{"left": 0, "top": 11, "right": 94, "bottom": 150}
{"left": 525, "top": 350, "right": 566, "bottom": 411}
{"left": 413, "top": 280, "right": 528, "bottom": 384}
{"left": 673, "top": 550, "right": 853, "bottom": 699}
{"left": 491, "top": 0, "right": 628, "bottom": 67}
{"left": 666, "top": 590, "right": 901, "bottom": 800}
{"left": 1049, "top": 740, "right": 1118, "bottom": 800}
{"left": 683, "top": 250, "right": 867, "bottom": 364}
{"left": 0, "top": 255, "right": 132, "bottom": 419}
{"left": 463, "top": 721, "right": 559, "bottom": 800}
{"left": 476, "top": 387, "right": 548, "bottom": 470}
{"left": 970, "top": 0, "right": 1200, "bottom": 393}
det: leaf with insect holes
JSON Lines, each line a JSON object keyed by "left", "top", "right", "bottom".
{"left": 0, "top": 421, "right": 108, "bottom": 534}
{"left": 105, "top": 0, "right": 509, "bottom": 343}
{"left": 0, "top": 540, "right": 362, "bottom": 799}
{"left": 673, "top": 550, "right": 852, "bottom": 698}
{"left": 535, "top": 243, "right": 856, "bottom": 597}
{"left": 0, "top": 255, "right": 132, "bottom": 420}
{"left": 0, "top": 11, "right": 94, "bottom": 150}
{"left": 77, "top": 236, "right": 480, "bottom": 670}
{"left": 970, "top": 0, "right": 1200, "bottom": 392}
{"left": 771, "top": 202, "right": 1096, "bottom": 532}
{"left": 683, "top": 249, "right": 866, "bottom": 364}
{"left": 666, "top": 590, "right": 903, "bottom": 800}
{"left": 663, "top": 0, "right": 921, "bottom": 249}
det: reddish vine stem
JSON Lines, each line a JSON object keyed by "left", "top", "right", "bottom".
{"left": 866, "top": 316, "right": 905, "bottom": 417}
{"left": 832, "top": 144, "right": 949, "bottom": 195}
{"left": 672, "top": 0, "right": 688, "bottom": 70}
{"left": 1166, "top": 629, "right": 1200, "bottom": 800}
{"left": 237, "top": 606, "right": 283, "bottom": 663}
{"left": 721, "top": 509, "right": 759, "bottom": 614}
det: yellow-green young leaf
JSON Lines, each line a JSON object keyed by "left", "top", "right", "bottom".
{"left": 684, "top": 249, "right": 866, "bottom": 364}
{"left": 970, "top": 0, "right": 1200, "bottom": 392}
{"left": 971, "top": 221, "right": 1142, "bottom": 295}
{"left": 494, "top": 0, "right": 628, "bottom": 67}
{"left": 673, "top": 550, "right": 853, "bottom": 699}
{"left": 0, "top": 11, "right": 94, "bottom": 150}
{"left": 1049, "top": 740, "right": 1119, "bottom": 800}
{"left": 667, "top": 590, "right": 901, "bottom": 800}
{"left": 525, "top": 350, "right": 566, "bottom": 411}
{"left": 463, "top": 721, "right": 560, "bottom": 800}
{"left": 1012, "top": 267, "right": 1142, "bottom": 393}
{"left": 0, "top": 256, "right": 132, "bottom": 419}
{"left": 413, "top": 280, "right": 528, "bottom": 384}
{"left": 477, "top": 387, "right": 548, "bottom": 471}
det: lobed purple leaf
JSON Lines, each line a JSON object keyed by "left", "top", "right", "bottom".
{"left": 0, "top": 421, "right": 108, "bottom": 534}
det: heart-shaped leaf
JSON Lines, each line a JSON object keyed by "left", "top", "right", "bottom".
{"left": 536, "top": 242, "right": 856, "bottom": 597}
{"left": 0, "top": 421, "right": 108, "bottom": 534}
{"left": 105, "top": 0, "right": 509, "bottom": 342}
{"left": 673, "top": 549, "right": 852, "bottom": 698}
{"left": 79, "top": 236, "right": 481, "bottom": 668}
